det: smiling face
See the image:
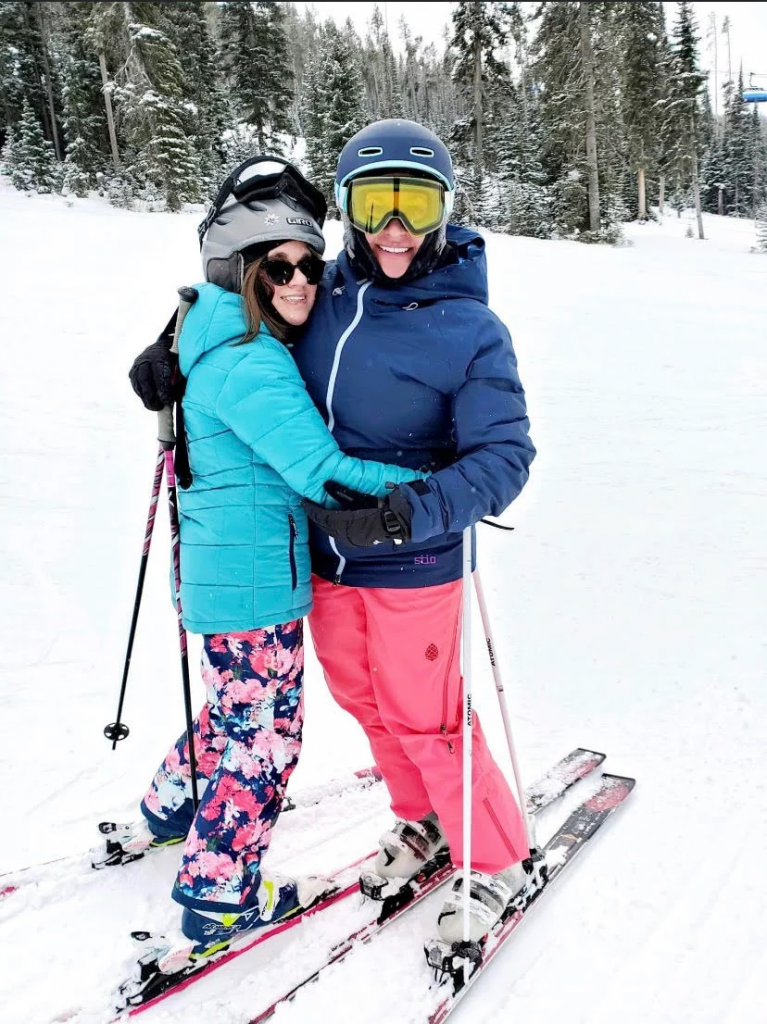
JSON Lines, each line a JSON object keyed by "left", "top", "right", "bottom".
{"left": 262, "top": 240, "right": 317, "bottom": 326}
{"left": 364, "top": 218, "right": 425, "bottom": 279}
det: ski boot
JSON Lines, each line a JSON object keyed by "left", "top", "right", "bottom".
{"left": 116, "top": 872, "right": 336, "bottom": 1010}
{"left": 359, "top": 814, "right": 452, "bottom": 920}
{"left": 425, "top": 849, "right": 548, "bottom": 989}
{"left": 180, "top": 872, "right": 334, "bottom": 958}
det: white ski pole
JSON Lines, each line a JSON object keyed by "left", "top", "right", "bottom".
{"left": 461, "top": 527, "right": 473, "bottom": 965}
{"left": 473, "top": 568, "right": 535, "bottom": 852}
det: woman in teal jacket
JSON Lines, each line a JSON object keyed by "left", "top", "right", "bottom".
{"left": 135, "top": 159, "right": 422, "bottom": 958}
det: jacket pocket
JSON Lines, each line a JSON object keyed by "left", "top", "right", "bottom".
{"left": 288, "top": 513, "right": 298, "bottom": 591}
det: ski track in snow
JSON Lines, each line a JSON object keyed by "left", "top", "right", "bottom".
{"left": 1, "top": 183, "right": 765, "bottom": 1024}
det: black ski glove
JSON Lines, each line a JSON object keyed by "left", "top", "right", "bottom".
{"left": 302, "top": 481, "right": 414, "bottom": 547}
{"left": 128, "top": 333, "right": 181, "bottom": 412}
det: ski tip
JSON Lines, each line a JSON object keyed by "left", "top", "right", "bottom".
{"left": 600, "top": 773, "right": 636, "bottom": 789}
{"left": 574, "top": 747, "right": 607, "bottom": 762}
{"left": 584, "top": 774, "right": 636, "bottom": 811}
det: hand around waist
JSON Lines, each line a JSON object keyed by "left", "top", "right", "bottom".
{"left": 302, "top": 481, "right": 413, "bottom": 548}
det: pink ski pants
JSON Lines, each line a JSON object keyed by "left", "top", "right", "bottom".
{"left": 309, "top": 576, "right": 529, "bottom": 873}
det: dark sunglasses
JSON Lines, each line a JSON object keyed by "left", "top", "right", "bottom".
{"left": 260, "top": 255, "right": 324, "bottom": 286}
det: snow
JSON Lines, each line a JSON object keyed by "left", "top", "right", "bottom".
{"left": 1, "top": 181, "right": 766, "bottom": 1024}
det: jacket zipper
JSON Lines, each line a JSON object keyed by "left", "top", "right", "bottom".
{"left": 325, "top": 280, "right": 371, "bottom": 583}
{"left": 329, "top": 538, "right": 346, "bottom": 586}
{"left": 287, "top": 513, "right": 297, "bottom": 590}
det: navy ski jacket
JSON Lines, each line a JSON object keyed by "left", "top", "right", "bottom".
{"left": 293, "top": 224, "right": 536, "bottom": 588}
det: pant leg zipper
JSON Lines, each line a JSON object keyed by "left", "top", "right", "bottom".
{"left": 440, "top": 611, "right": 462, "bottom": 754}
{"left": 484, "top": 798, "right": 519, "bottom": 860}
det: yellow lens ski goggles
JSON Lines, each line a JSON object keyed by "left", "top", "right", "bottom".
{"left": 347, "top": 176, "right": 448, "bottom": 235}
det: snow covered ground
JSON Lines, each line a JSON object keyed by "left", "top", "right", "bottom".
{"left": 1, "top": 182, "right": 765, "bottom": 1024}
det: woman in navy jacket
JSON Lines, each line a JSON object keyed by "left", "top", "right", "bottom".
{"left": 299, "top": 121, "right": 536, "bottom": 945}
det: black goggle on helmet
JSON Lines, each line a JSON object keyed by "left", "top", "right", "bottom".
{"left": 199, "top": 156, "right": 328, "bottom": 293}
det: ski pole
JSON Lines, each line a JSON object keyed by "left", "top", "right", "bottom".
{"left": 473, "top": 568, "right": 535, "bottom": 853}
{"left": 461, "top": 527, "right": 473, "bottom": 973}
{"left": 104, "top": 447, "right": 166, "bottom": 749}
{"left": 158, "top": 286, "right": 200, "bottom": 810}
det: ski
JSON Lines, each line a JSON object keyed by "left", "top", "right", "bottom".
{"left": 522, "top": 745, "right": 606, "bottom": 813}
{"left": 45, "top": 748, "right": 602, "bottom": 1022}
{"left": 244, "top": 746, "right": 606, "bottom": 1024}
{"left": 111, "top": 851, "right": 376, "bottom": 1018}
{"left": 0, "top": 765, "right": 382, "bottom": 902}
{"left": 424, "top": 773, "right": 636, "bottom": 1024}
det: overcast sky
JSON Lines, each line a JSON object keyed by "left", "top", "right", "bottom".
{"left": 295, "top": 1, "right": 767, "bottom": 105}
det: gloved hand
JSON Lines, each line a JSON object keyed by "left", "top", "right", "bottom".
{"left": 128, "top": 334, "right": 181, "bottom": 411}
{"left": 302, "top": 481, "right": 413, "bottom": 547}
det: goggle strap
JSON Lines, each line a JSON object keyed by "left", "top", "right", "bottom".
{"left": 337, "top": 160, "right": 453, "bottom": 192}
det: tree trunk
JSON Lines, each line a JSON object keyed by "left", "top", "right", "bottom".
{"left": 637, "top": 166, "right": 647, "bottom": 221}
{"left": 659, "top": 173, "right": 666, "bottom": 217}
{"left": 710, "top": 13, "right": 718, "bottom": 121}
{"left": 473, "top": 29, "right": 483, "bottom": 177}
{"left": 579, "top": 1, "right": 600, "bottom": 233}
{"left": 718, "top": 185, "right": 724, "bottom": 216}
{"left": 723, "top": 18, "right": 732, "bottom": 84}
{"left": 99, "top": 53, "right": 121, "bottom": 172}
{"left": 690, "top": 121, "right": 705, "bottom": 240}
{"left": 35, "top": 3, "right": 62, "bottom": 161}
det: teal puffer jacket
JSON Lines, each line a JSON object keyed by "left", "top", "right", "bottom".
{"left": 177, "top": 283, "right": 423, "bottom": 634}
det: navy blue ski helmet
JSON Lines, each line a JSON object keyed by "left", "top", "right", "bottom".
{"left": 335, "top": 119, "right": 455, "bottom": 219}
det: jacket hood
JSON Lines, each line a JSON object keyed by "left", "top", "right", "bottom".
{"left": 178, "top": 282, "right": 267, "bottom": 376}
{"left": 334, "top": 224, "right": 489, "bottom": 307}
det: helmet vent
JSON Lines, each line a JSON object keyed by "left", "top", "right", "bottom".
{"left": 244, "top": 200, "right": 268, "bottom": 212}
{"left": 358, "top": 146, "right": 383, "bottom": 157}
{"left": 410, "top": 147, "right": 435, "bottom": 158}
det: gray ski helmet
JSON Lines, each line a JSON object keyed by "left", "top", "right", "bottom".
{"left": 199, "top": 156, "right": 327, "bottom": 292}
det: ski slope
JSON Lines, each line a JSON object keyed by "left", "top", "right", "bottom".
{"left": 0, "top": 183, "right": 765, "bottom": 1024}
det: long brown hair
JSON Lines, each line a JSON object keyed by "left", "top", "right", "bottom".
{"left": 240, "top": 246, "right": 321, "bottom": 344}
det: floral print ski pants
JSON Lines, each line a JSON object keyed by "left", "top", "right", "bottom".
{"left": 140, "top": 621, "right": 304, "bottom": 913}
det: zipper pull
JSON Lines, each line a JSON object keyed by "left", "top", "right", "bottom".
{"left": 440, "top": 723, "right": 454, "bottom": 754}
